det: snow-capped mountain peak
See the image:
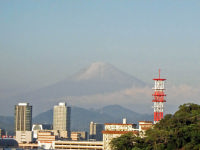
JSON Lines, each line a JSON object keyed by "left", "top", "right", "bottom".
{"left": 74, "top": 62, "right": 117, "bottom": 80}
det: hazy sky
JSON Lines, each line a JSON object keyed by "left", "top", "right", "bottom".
{"left": 1, "top": 1, "right": 200, "bottom": 95}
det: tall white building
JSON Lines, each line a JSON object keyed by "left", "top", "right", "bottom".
{"left": 53, "top": 102, "right": 71, "bottom": 138}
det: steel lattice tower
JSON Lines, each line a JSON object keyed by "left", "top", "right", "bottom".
{"left": 152, "top": 69, "right": 166, "bottom": 124}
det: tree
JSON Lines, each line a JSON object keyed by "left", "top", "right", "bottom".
{"left": 110, "top": 103, "right": 200, "bottom": 150}
{"left": 110, "top": 132, "right": 136, "bottom": 150}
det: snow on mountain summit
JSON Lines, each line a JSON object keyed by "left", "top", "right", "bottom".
{"left": 15, "top": 62, "right": 147, "bottom": 114}
{"left": 74, "top": 62, "right": 118, "bottom": 80}
{"left": 73, "top": 62, "right": 146, "bottom": 87}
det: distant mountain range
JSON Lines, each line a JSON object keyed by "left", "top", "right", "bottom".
{"left": 33, "top": 104, "right": 153, "bottom": 132}
{"left": 6, "top": 62, "right": 148, "bottom": 115}
{"left": 0, "top": 62, "right": 158, "bottom": 117}
{"left": 0, "top": 116, "right": 14, "bottom": 135}
{"left": 0, "top": 105, "right": 153, "bottom": 135}
{"left": 22, "top": 62, "right": 146, "bottom": 98}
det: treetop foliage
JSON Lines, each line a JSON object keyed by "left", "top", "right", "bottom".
{"left": 110, "top": 103, "right": 200, "bottom": 150}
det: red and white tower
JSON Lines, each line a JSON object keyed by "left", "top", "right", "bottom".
{"left": 152, "top": 69, "right": 166, "bottom": 124}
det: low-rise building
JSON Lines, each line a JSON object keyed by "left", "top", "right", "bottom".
{"left": 15, "top": 131, "right": 32, "bottom": 143}
{"left": 54, "top": 140, "right": 103, "bottom": 150}
{"left": 37, "top": 131, "right": 56, "bottom": 149}
{"left": 138, "top": 121, "right": 153, "bottom": 137}
{"left": 102, "top": 119, "right": 138, "bottom": 150}
{"left": 71, "top": 132, "right": 81, "bottom": 141}
{"left": 32, "top": 124, "right": 52, "bottom": 139}
{"left": 71, "top": 131, "right": 88, "bottom": 141}
{"left": 18, "top": 143, "right": 38, "bottom": 149}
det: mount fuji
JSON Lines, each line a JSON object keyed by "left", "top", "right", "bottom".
{"left": 3, "top": 62, "right": 149, "bottom": 115}
{"left": 21, "top": 62, "right": 146, "bottom": 98}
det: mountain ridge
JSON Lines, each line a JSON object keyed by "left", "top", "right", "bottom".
{"left": 24, "top": 62, "right": 146, "bottom": 97}
{"left": 33, "top": 104, "right": 153, "bottom": 131}
{"left": 0, "top": 62, "right": 149, "bottom": 116}
{"left": 0, "top": 105, "right": 153, "bottom": 135}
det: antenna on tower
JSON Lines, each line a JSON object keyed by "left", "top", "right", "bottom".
{"left": 159, "top": 69, "right": 160, "bottom": 79}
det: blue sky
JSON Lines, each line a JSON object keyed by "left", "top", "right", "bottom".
{"left": 1, "top": 0, "right": 200, "bottom": 93}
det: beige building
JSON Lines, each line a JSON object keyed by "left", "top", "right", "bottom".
{"left": 18, "top": 143, "right": 38, "bottom": 149}
{"left": 15, "top": 103, "right": 32, "bottom": 131}
{"left": 16, "top": 131, "right": 32, "bottom": 143}
{"left": 71, "top": 131, "right": 88, "bottom": 141}
{"left": 15, "top": 103, "right": 32, "bottom": 143}
{"left": 138, "top": 121, "right": 153, "bottom": 137}
{"left": 53, "top": 102, "right": 71, "bottom": 138}
{"left": 89, "top": 121, "right": 104, "bottom": 141}
{"left": 54, "top": 141, "right": 103, "bottom": 150}
{"left": 71, "top": 132, "right": 81, "bottom": 141}
{"left": 37, "top": 131, "right": 56, "bottom": 149}
{"left": 102, "top": 119, "right": 138, "bottom": 150}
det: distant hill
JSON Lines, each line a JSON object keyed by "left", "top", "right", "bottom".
{"left": 0, "top": 116, "right": 14, "bottom": 135}
{"left": 0, "top": 105, "right": 153, "bottom": 135}
{"left": 15, "top": 62, "right": 147, "bottom": 114}
{"left": 0, "top": 62, "right": 149, "bottom": 116}
{"left": 22, "top": 62, "right": 146, "bottom": 98}
{"left": 33, "top": 105, "right": 153, "bottom": 132}
{"left": 97, "top": 105, "right": 152, "bottom": 123}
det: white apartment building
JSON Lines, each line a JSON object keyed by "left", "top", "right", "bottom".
{"left": 102, "top": 119, "right": 138, "bottom": 150}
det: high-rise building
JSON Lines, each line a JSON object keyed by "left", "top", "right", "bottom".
{"left": 89, "top": 121, "right": 104, "bottom": 141}
{"left": 15, "top": 103, "right": 32, "bottom": 131}
{"left": 53, "top": 102, "right": 71, "bottom": 138}
{"left": 15, "top": 103, "right": 32, "bottom": 143}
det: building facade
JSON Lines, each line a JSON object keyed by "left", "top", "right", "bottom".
{"left": 53, "top": 102, "right": 71, "bottom": 138}
{"left": 32, "top": 124, "right": 53, "bottom": 140}
{"left": 15, "top": 103, "right": 32, "bottom": 143}
{"left": 102, "top": 119, "right": 138, "bottom": 150}
{"left": 138, "top": 121, "right": 153, "bottom": 137}
{"left": 15, "top": 131, "right": 32, "bottom": 143}
{"left": 37, "top": 131, "right": 56, "bottom": 149}
{"left": 89, "top": 122, "right": 104, "bottom": 141}
{"left": 54, "top": 141, "right": 103, "bottom": 150}
{"left": 71, "top": 131, "right": 88, "bottom": 141}
{"left": 15, "top": 103, "right": 32, "bottom": 131}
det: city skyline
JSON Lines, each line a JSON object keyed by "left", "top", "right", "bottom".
{"left": 1, "top": 1, "right": 200, "bottom": 115}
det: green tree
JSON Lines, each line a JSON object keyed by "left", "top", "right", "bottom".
{"left": 110, "top": 132, "right": 136, "bottom": 150}
{"left": 110, "top": 103, "right": 200, "bottom": 150}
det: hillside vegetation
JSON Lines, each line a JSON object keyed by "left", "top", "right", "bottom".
{"left": 110, "top": 103, "right": 200, "bottom": 150}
